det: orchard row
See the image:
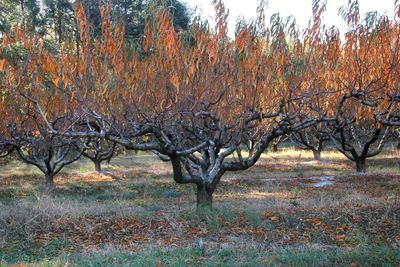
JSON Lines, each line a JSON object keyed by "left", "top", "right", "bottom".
{"left": 1, "top": 1, "right": 399, "bottom": 208}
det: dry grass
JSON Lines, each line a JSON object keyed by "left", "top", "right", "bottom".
{"left": 0, "top": 147, "right": 399, "bottom": 266}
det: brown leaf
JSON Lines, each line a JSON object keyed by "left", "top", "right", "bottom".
{"left": 0, "top": 59, "right": 6, "bottom": 71}
{"left": 335, "top": 234, "right": 346, "bottom": 240}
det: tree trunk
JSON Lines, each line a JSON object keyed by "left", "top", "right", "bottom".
{"left": 57, "top": 11, "right": 62, "bottom": 45}
{"left": 355, "top": 158, "right": 367, "bottom": 173}
{"left": 272, "top": 143, "right": 278, "bottom": 152}
{"left": 312, "top": 149, "right": 322, "bottom": 161}
{"left": 196, "top": 185, "right": 213, "bottom": 209}
{"left": 45, "top": 174, "right": 55, "bottom": 192}
{"left": 94, "top": 160, "right": 102, "bottom": 172}
{"left": 76, "top": 29, "right": 80, "bottom": 58}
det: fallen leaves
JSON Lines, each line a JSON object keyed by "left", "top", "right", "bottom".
{"left": 262, "top": 211, "right": 282, "bottom": 222}
{"left": 336, "top": 225, "right": 348, "bottom": 232}
{"left": 3, "top": 168, "right": 397, "bottom": 257}
{"left": 335, "top": 234, "right": 346, "bottom": 240}
{"left": 305, "top": 218, "right": 323, "bottom": 226}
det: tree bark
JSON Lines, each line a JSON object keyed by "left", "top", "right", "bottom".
{"left": 196, "top": 185, "right": 213, "bottom": 209}
{"left": 272, "top": 143, "right": 278, "bottom": 152}
{"left": 94, "top": 160, "right": 102, "bottom": 172}
{"left": 45, "top": 174, "right": 55, "bottom": 192}
{"left": 312, "top": 149, "right": 322, "bottom": 161}
{"left": 355, "top": 158, "right": 367, "bottom": 173}
{"left": 57, "top": 11, "right": 62, "bottom": 45}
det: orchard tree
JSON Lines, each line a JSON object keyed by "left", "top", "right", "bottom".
{"left": 118, "top": 2, "right": 326, "bottom": 207}
{"left": 373, "top": 4, "right": 400, "bottom": 128}
{"left": 10, "top": 122, "right": 82, "bottom": 191}
{"left": 270, "top": 135, "right": 289, "bottom": 152}
{"left": 81, "top": 138, "right": 116, "bottom": 172}
{"left": 327, "top": 103, "right": 390, "bottom": 173}
{"left": 0, "top": 44, "right": 16, "bottom": 159}
{"left": 31, "top": 1, "right": 327, "bottom": 208}
{"left": 0, "top": 26, "right": 84, "bottom": 190}
{"left": 287, "top": 0, "right": 337, "bottom": 162}
{"left": 323, "top": 1, "right": 400, "bottom": 173}
{"left": 291, "top": 124, "right": 329, "bottom": 161}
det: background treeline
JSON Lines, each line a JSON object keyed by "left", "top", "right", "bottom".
{"left": 0, "top": 0, "right": 190, "bottom": 44}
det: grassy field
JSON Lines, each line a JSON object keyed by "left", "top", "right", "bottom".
{"left": 0, "top": 147, "right": 399, "bottom": 266}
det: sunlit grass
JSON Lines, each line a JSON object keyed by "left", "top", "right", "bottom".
{"left": 0, "top": 147, "right": 399, "bottom": 266}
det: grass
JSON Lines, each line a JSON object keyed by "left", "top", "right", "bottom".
{"left": 2, "top": 245, "right": 399, "bottom": 267}
{"left": 0, "top": 147, "right": 399, "bottom": 266}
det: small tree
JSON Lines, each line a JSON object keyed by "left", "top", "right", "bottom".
{"left": 323, "top": 2, "right": 400, "bottom": 172}
{"left": 9, "top": 120, "right": 82, "bottom": 191}
{"left": 291, "top": 124, "right": 329, "bottom": 161}
{"left": 0, "top": 24, "right": 84, "bottom": 190}
{"left": 327, "top": 102, "right": 390, "bottom": 173}
{"left": 81, "top": 138, "right": 116, "bottom": 172}
{"left": 270, "top": 135, "right": 289, "bottom": 153}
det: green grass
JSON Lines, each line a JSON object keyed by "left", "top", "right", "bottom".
{"left": 2, "top": 245, "right": 399, "bottom": 267}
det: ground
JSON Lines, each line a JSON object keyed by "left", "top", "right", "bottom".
{"left": 0, "top": 147, "right": 399, "bottom": 266}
